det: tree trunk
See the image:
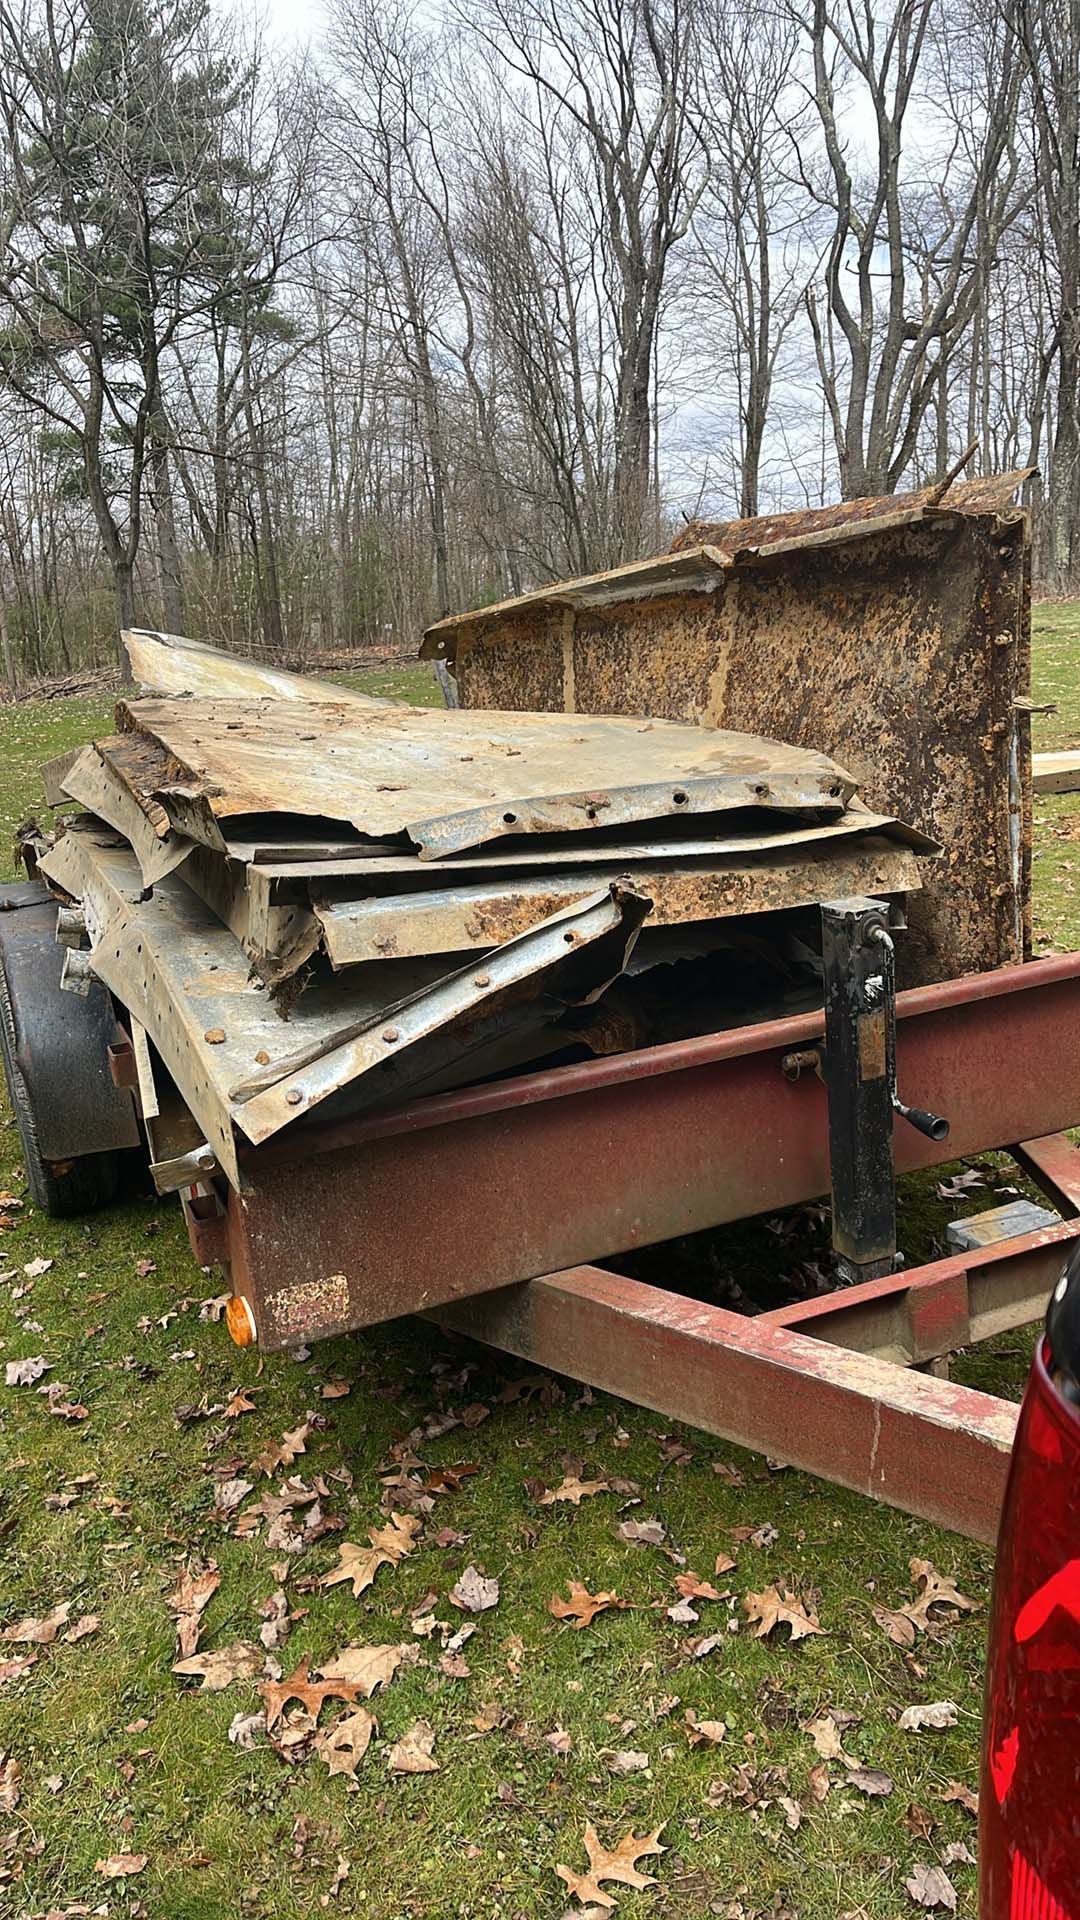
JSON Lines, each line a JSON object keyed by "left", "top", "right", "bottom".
{"left": 0, "top": 601, "right": 16, "bottom": 696}
{"left": 150, "top": 438, "right": 185, "bottom": 632}
{"left": 114, "top": 561, "right": 136, "bottom": 683}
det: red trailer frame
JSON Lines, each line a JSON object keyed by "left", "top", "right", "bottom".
{"left": 183, "top": 950, "right": 1080, "bottom": 1545}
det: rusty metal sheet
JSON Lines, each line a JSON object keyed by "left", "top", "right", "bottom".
{"left": 230, "top": 883, "right": 650, "bottom": 1143}
{"left": 312, "top": 835, "right": 926, "bottom": 966}
{"left": 122, "top": 627, "right": 396, "bottom": 707}
{"left": 37, "top": 821, "right": 651, "bottom": 1184}
{"left": 241, "top": 803, "right": 937, "bottom": 886}
{"left": 421, "top": 469, "right": 1031, "bottom": 656}
{"left": 105, "top": 697, "right": 857, "bottom": 860}
{"left": 424, "top": 475, "right": 1031, "bottom": 984}
{"left": 61, "top": 743, "right": 195, "bottom": 885}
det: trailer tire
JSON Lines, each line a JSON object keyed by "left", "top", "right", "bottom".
{"left": 0, "top": 951, "right": 122, "bottom": 1216}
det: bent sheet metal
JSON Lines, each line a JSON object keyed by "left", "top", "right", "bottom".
{"left": 86, "top": 696, "right": 857, "bottom": 863}
{"left": 38, "top": 822, "right": 649, "bottom": 1188}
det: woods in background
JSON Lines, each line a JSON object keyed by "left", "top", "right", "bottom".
{"left": 0, "top": 0, "right": 1074, "bottom": 688}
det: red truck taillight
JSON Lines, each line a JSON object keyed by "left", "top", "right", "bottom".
{"left": 980, "top": 1331, "right": 1080, "bottom": 1918}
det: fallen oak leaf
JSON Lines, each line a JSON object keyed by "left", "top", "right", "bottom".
{"left": 0, "top": 1652, "right": 38, "bottom": 1683}
{"left": 942, "top": 1840, "right": 976, "bottom": 1866}
{"left": 744, "top": 1586, "right": 825, "bottom": 1642}
{"left": 846, "top": 1766, "right": 894, "bottom": 1796}
{"left": 62, "top": 1615, "right": 100, "bottom": 1643}
{"left": 2, "top": 1601, "right": 70, "bottom": 1645}
{"left": 684, "top": 1709, "right": 726, "bottom": 1746}
{"left": 675, "top": 1571, "right": 725, "bottom": 1603}
{"left": 166, "top": 1563, "right": 220, "bottom": 1658}
{"left": 556, "top": 1821, "right": 666, "bottom": 1909}
{"left": 223, "top": 1388, "right": 257, "bottom": 1418}
{"left": 538, "top": 1474, "right": 610, "bottom": 1507}
{"left": 319, "top": 1643, "right": 415, "bottom": 1699}
{"left": 252, "top": 1420, "right": 312, "bottom": 1478}
{"left": 259, "top": 1655, "right": 361, "bottom": 1731}
{"left": 598, "top": 1748, "right": 649, "bottom": 1775}
{"left": 549, "top": 1581, "right": 630, "bottom": 1629}
{"left": 316, "top": 1706, "right": 377, "bottom": 1778}
{"left": 172, "top": 1641, "right": 263, "bottom": 1692}
{"left": 616, "top": 1517, "right": 666, "bottom": 1546}
{"left": 387, "top": 1717, "right": 439, "bottom": 1774}
{"left": 903, "top": 1557, "right": 978, "bottom": 1630}
{"left": 941, "top": 1780, "right": 979, "bottom": 1817}
{"left": 873, "top": 1604, "right": 917, "bottom": 1649}
{"left": 448, "top": 1564, "right": 500, "bottom": 1613}
{"left": 23, "top": 1257, "right": 52, "bottom": 1277}
{"left": 5, "top": 1356, "right": 49, "bottom": 1386}
{"left": 0, "top": 1752, "right": 22, "bottom": 1813}
{"left": 95, "top": 1854, "right": 148, "bottom": 1879}
{"left": 899, "top": 1700, "right": 959, "bottom": 1732}
{"left": 320, "top": 1512, "right": 420, "bottom": 1597}
{"left": 804, "top": 1714, "right": 854, "bottom": 1764}
{"left": 905, "top": 1864, "right": 958, "bottom": 1911}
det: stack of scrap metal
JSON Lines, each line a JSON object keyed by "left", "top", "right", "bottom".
{"left": 35, "top": 629, "right": 936, "bottom": 1194}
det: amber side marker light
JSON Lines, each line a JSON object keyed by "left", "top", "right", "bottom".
{"left": 980, "top": 1250, "right": 1080, "bottom": 1919}
{"left": 225, "top": 1294, "right": 257, "bottom": 1347}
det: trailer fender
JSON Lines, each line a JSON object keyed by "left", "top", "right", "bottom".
{"left": 0, "top": 877, "right": 140, "bottom": 1213}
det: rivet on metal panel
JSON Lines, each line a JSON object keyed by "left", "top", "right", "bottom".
{"left": 285, "top": 1088, "right": 304, "bottom": 1106}
{"left": 382, "top": 1028, "right": 401, "bottom": 1044}
{"left": 473, "top": 974, "right": 491, "bottom": 988}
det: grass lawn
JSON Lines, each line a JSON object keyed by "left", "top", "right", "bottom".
{"left": 0, "top": 631, "right": 1077, "bottom": 1920}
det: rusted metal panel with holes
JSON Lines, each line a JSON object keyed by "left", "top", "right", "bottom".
{"left": 424, "top": 473, "right": 1032, "bottom": 984}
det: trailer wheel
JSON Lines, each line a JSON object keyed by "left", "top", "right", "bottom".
{"left": 0, "top": 880, "right": 140, "bottom": 1218}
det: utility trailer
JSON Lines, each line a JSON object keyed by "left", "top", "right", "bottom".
{"left": 3, "top": 470, "right": 1073, "bottom": 1549}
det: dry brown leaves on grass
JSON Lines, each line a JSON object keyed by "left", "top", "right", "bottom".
{"left": 538, "top": 1474, "right": 610, "bottom": 1506}
{"left": 448, "top": 1565, "right": 500, "bottom": 1612}
{"left": 166, "top": 1563, "right": 220, "bottom": 1658}
{"left": 898, "top": 1700, "right": 959, "bottom": 1732}
{"left": 320, "top": 1513, "right": 420, "bottom": 1597}
{"left": 315, "top": 1707, "right": 377, "bottom": 1778}
{"left": 95, "top": 1854, "right": 147, "bottom": 1879}
{"left": 2, "top": 1601, "right": 70, "bottom": 1645}
{"left": 386, "top": 1719, "right": 439, "bottom": 1774}
{"left": 319, "top": 1643, "right": 417, "bottom": 1698}
{"left": 905, "top": 1864, "right": 958, "bottom": 1911}
{"left": 744, "top": 1586, "right": 825, "bottom": 1642}
{"left": 684, "top": 1710, "right": 726, "bottom": 1746}
{"left": 252, "top": 1420, "right": 312, "bottom": 1478}
{"left": 942, "top": 1780, "right": 979, "bottom": 1816}
{"left": 549, "top": 1582, "right": 630, "bottom": 1629}
{"left": 0, "top": 1753, "right": 22, "bottom": 1813}
{"left": 172, "top": 1642, "right": 263, "bottom": 1691}
{"left": 556, "top": 1821, "right": 666, "bottom": 1909}
{"left": 259, "top": 1657, "right": 362, "bottom": 1731}
{"left": 874, "top": 1557, "right": 978, "bottom": 1648}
